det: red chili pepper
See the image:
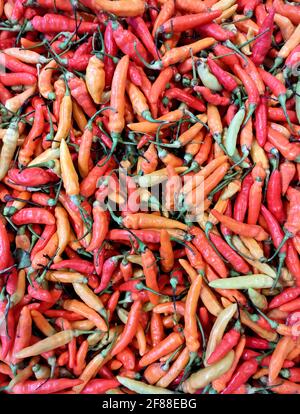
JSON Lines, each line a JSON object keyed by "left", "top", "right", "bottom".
{"left": 245, "top": 337, "right": 274, "bottom": 350}
{"left": 212, "top": 44, "right": 240, "bottom": 68}
{"left": 268, "top": 108, "right": 298, "bottom": 124}
{"left": 267, "top": 158, "right": 285, "bottom": 224}
{"left": 82, "top": 379, "right": 120, "bottom": 394}
{"left": 207, "top": 57, "right": 238, "bottom": 93}
{"left": 233, "top": 64, "right": 259, "bottom": 122}
{"left": 209, "top": 233, "right": 250, "bottom": 274}
{"left": 29, "top": 14, "right": 99, "bottom": 34}
{"left": 197, "top": 23, "right": 235, "bottom": 41}
{"left": 50, "top": 259, "right": 95, "bottom": 274}
{"left": 12, "top": 208, "right": 55, "bottom": 226}
{"left": 28, "top": 283, "right": 54, "bottom": 303}
{"left": 94, "top": 256, "right": 120, "bottom": 294}
{"left": 11, "top": 305, "right": 32, "bottom": 365}
{"left": 221, "top": 359, "right": 259, "bottom": 394}
{"left": 87, "top": 203, "right": 109, "bottom": 252}
{"left": 255, "top": 96, "right": 268, "bottom": 147}
{"left": 112, "top": 21, "right": 149, "bottom": 66}
{"left": 80, "top": 158, "right": 115, "bottom": 199}
{"left": 260, "top": 205, "right": 287, "bottom": 274}
{"left": 11, "top": 378, "right": 83, "bottom": 394}
{"left": 111, "top": 300, "right": 142, "bottom": 357}
{"left": 0, "top": 53, "right": 37, "bottom": 76}
{"left": 190, "top": 226, "right": 228, "bottom": 278}
{"left": 285, "top": 187, "right": 300, "bottom": 235}
{"left": 234, "top": 174, "right": 254, "bottom": 222}
{"left": 267, "top": 127, "right": 300, "bottom": 161}
{"left": 207, "top": 321, "right": 241, "bottom": 365}
{"left": 30, "top": 224, "right": 56, "bottom": 261}
{"left": 251, "top": 8, "right": 275, "bottom": 65}
{"left": 28, "top": 0, "right": 73, "bottom": 11}
{"left": 260, "top": 355, "right": 294, "bottom": 369}
{"left": 104, "top": 21, "right": 118, "bottom": 88}
{"left": 258, "top": 67, "right": 291, "bottom": 127}
{"left": 0, "top": 72, "right": 36, "bottom": 86}
{"left": 164, "top": 87, "right": 206, "bottom": 112}
{"left": 19, "top": 98, "right": 45, "bottom": 166}
{"left": 0, "top": 220, "right": 10, "bottom": 272}
{"left": 194, "top": 86, "right": 230, "bottom": 106}
{"left": 7, "top": 168, "right": 58, "bottom": 187}
{"left": 255, "top": 3, "right": 267, "bottom": 25}
{"left": 159, "top": 10, "right": 221, "bottom": 34}
{"left": 68, "top": 75, "right": 96, "bottom": 117}
{"left": 286, "top": 240, "right": 300, "bottom": 287}
{"left": 141, "top": 248, "right": 160, "bottom": 305}
{"left": 128, "top": 17, "right": 160, "bottom": 60}
{"left": 269, "top": 287, "right": 300, "bottom": 309}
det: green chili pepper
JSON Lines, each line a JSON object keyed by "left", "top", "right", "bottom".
{"left": 209, "top": 274, "right": 281, "bottom": 290}
{"left": 224, "top": 105, "right": 245, "bottom": 157}
{"left": 116, "top": 376, "right": 175, "bottom": 394}
{"left": 248, "top": 288, "right": 268, "bottom": 310}
{"left": 196, "top": 60, "right": 222, "bottom": 92}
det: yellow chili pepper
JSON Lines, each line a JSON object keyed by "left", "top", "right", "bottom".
{"left": 52, "top": 89, "right": 72, "bottom": 149}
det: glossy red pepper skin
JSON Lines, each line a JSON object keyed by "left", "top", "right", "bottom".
{"left": 190, "top": 226, "right": 228, "bottom": 278}
{"left": 197, "top": 23, "right": 235, "bottom": 41}
{"left": 164, "top": 88, "right": 206, "bottom": 112}
{"left": 245, "top": 337, "right": 274, "bottom": 350}
{"left": 267, "top": 166, "right": 285, "bottom": 225}
{"left": 30, "top": 14, "right": 99, "bottom": 34}
{"left": 50, "top": 259, "right": 95, "bottom": 274}
{"left": 212, "top": 44, "right": 240, "bottom": 68}
{"left": 286, "top": 241, "right": 300, "bottom": 287}
{"left": 82, "top": 379, "right": 120, "bottom": 394}
{"left": 94, "top": 256, "right": 120, "bottom": 294}
{"left": 104, "top": 22, "right": 118, "bottom": 88}
{"left": 7, "top": 168, "right": 58, "bottom": 187}
{"left": 194, "top": 86, "right": 230, "bottom": 106}
{"left": 0, "top": 221, "right": 10, "bottom": 272}
{"left": 251, "top": 8, "right": 275, "bottom": 65}
{"left": 112, "top": 22, "right": 149, "bottom": 66}
{"left": 221, "top": 359, "right": 259, "bottom": 394}
{"left": 234, "top": 174, "right": 254, "bottom": 222}
{"left": 30, "top": 225, "right": 56, "bottom": 260}
{"left": 10, "top": 379, "right": 83, "bottom": 394}
{"left": 209, "top": 233, "right": 250, "bottom": 274}
{"left": 128, "top": 17, "right": 160, "bottom": 60}
{"left": 255, "top": 96, "right": 268, "bottom": 147}
{"left": 207, "top": 57, "right": 238, "bottom": 93}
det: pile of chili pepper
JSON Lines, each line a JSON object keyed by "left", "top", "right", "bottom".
{"left": 0, "top": 0, "right": 300, "bottom": 396}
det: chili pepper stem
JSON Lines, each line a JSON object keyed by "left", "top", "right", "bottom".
{"left": 266, "top": 231, "right": 293, "bottom": 262}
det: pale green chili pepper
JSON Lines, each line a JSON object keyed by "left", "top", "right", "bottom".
{"left": 116, "top": 376, "right": 175, "bottom": 394}
{"left": 231, "top": 149, "right": 251, "bottom": 169}
{"left": 181, "top": 351, "right": 235, "bottom": 394}
{"left": 196, "top": 59, "right": 222, "bottom": 92}
{"left": 209, "top": 274, "right": 281, "bottom": 290}
{"left": 248, "top": 288, "right": 268, "bottom": 310}
{"left": 296, "top": 79, "right": 300, "bottom": 124}
{"left": 224, "top": 105, "right": 245, "bottom": 157}
{"left": 205, "top": 303, "right": 237, "bottom": 366}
